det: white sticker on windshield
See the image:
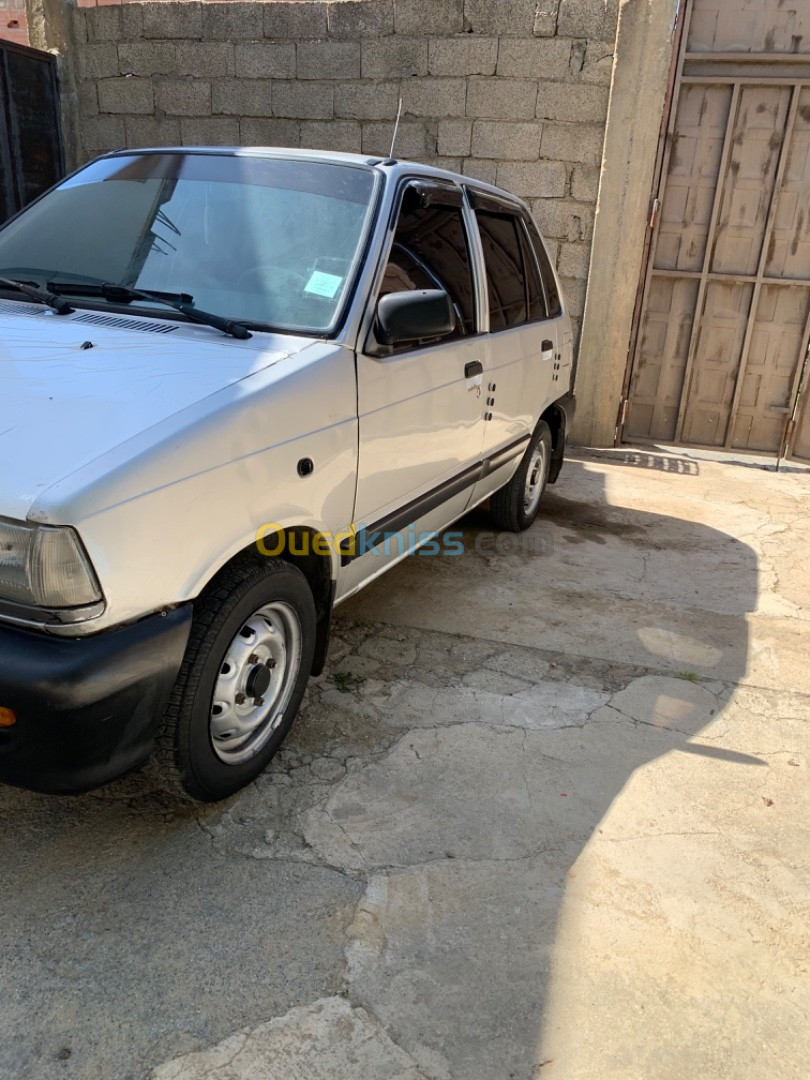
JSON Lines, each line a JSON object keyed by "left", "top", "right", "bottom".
{"left": 304, "top": 271, "right": 343, "bottom": 299}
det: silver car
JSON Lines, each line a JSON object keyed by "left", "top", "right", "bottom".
{"left": 0, "top": 148, "right": 574, "bottom": 800}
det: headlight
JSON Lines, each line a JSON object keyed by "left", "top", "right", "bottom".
{"left": 0, "top": 518, "right": 102, "bottom": 608}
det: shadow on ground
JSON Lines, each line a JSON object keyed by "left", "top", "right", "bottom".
{"left": 2, "top": 453, "right": 795, "bottom": 1080}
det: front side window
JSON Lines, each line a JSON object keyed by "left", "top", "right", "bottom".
{"left": 375, "top": 194, "right": 476, "bottom": 352}
{"left": 0, "top": 153, "right": 378, "bottom": 334}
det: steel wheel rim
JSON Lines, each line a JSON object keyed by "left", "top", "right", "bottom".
{"left": 523, "top": 441, "right": 548, "bottom": 517}
{"left": 209, "top": 601, "right": 302, "bottom": 764}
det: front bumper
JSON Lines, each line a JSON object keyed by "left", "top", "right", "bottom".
{"left": 0, "top": 605, "right": 192, "bottom": 794}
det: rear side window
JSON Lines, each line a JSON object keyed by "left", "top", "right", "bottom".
{"left": 519, "top": 223, "right": 547, "bottom": 321}
{"left": 525, "top": 218, "right": 563, "bottom": 318}
{"left": 379, "top": 201, "right": 476, "bottom": 348}
{"left": 476, "top": 211, "right": 527, "bottom": 332}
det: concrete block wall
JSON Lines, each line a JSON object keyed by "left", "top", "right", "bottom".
{"left": 69, "top": 0, "right": 620, "bottom": 346}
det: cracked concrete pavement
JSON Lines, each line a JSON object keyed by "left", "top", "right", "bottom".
{"left": 1, "top": 449, "right": 808, "bottom": 1079}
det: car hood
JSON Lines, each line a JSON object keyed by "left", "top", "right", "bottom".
{"left": 0, "top": 303, "right": 312, "bottom": 521}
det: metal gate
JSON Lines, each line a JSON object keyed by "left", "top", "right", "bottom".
{"left": 0, "top": 40, "right": 63, "bottom": 224}
{"left": 623, "top": 0, "right": 810, "bottom": 462}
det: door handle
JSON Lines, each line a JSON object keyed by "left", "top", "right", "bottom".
{"left": 541, "top": 339, "right": 554, "bottom": 354}
{"left": 465, "top": 360, "right": 483, "bottom": 379}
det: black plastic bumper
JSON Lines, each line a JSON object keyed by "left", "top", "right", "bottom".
{"left": 0, "top": 605, "right": 192, "bottom": 794}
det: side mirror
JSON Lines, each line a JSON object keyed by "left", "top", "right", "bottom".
{"left": 375, "top": 289, "right": 455, "bottom": 347}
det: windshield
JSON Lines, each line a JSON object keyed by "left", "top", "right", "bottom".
{"left": 0, "top": 152, "right": 378, "bottom": 334}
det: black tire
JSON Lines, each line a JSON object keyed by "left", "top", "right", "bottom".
{"left": 490, "top": 420, "right": 553, "bottom": 533}
{"left": 159, "top": 559, "right": 316, "bottom": 802}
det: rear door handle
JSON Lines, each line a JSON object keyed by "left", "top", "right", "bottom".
{"left": 541, "top": 339, "right": 554, "bottom": 355}
{"left": 465, "top": 360, "right": 483, "bottom": 378}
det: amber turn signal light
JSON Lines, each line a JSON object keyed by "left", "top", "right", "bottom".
{"left": 0, "top": 707, "right": 17, "bottom": 728}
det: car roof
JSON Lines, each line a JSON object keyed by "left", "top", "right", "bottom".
{"left": 100, "top": 146, "right": 526, "bottom": 212}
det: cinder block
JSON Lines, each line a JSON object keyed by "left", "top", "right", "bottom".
{"left": 466, "top": 77, "right": 537, "bottom": 120}
{"left": 335, "top": 80, "right": 401, "bottom": 120}
{"left": 118, "top": 43, "right": 177, "bottom": 78}
{"left": 531, "top": 198, "right": 594, "bottom": 241}
{"left": 234, "top": 42, "right": 296, "bottom": 79}
{"left": 156, "top": 79, "right": 212, "bottom": 117}
{"left": 297, "top": 41, "right": 361, "bottom": 81}
{"left": 557, "top": 241, "right": 591, "bottom": 279}
{"left": 438, "top": 119, "right": 472, "bottom": 156}
{"left": 536, "top": 82, "right": 609, "bottom": 123}
{"left": 300, "top": 120, "right": 363, "bottom": 152}
{"left": 428, "top": 37, "right": 497, "bottom": 76}
{"left": 496, "top": 38, "right": 571, "bottom": 78}
{"left": 263, "top": 2, "right": 327, "bottom": 40}
{"left": 125, "top": 116, "right": 182, "bottom": 147}
{"left": 362, "top": 37, "right": 427, "bottom": 77}
{"left": 143, "top": 3, "right": 202, "bottom": 41}
{"left": 394, "top": 0, "right": 463, "bottom": 35}
{"left": 272, "top": 81, "right": 334, "bottom": 120}
{"left": 212, "top": 80, "right": 272, "bottom": 117}
{"left": 534, "top": 2, "right": 560, "bottom": 37}
{"left": 471, "top": 120, "right": 541, "bottom": 161}
{"left": 402, "top": 77, "right": 467, "bottom": 118}
{"left": 240, "top": 117, "right": 300, "bottom": 146}
{"left": 462, "top": 158, "right": 498, "bottom": 184}
{"left": 570, "top": 163, "right": 600, "bottom": 201}
{"left": 79, "top": 43, "right": 119, "bottom": 80}
{"left": 181, "top": 117, "right": 240, "bottom": 146}
{"left": 496, "top": 160, "right": 567, "bottom": 198}
{"left": 557, "top": 0, "right": 618, "bottom": 43}
{"left": 578, "top": 41, "right": 615, "bottom": 85}
{"left": 202, "top": 4, "right": 264, "bottom": 42}
{"left": 120, "top": 5, "right": 144, "bottom": 41}
{"left": 463, "top": 0, "right": 537, "bottom": 35}
{"left": 175, "top": 42, "right": 236, "bottom": 78}
{"left": 82, "top": 115, "right": 125, "bottom": 155}
{"left": 85, "top": 7, "right": 122, "bottom": 43}
{"left": 558, "top": 274, "right": 587, "bottom": 316}
{"left": 362, "top": 120, "right": 432, "bottom": 158}
{"left": 97, "top": 77, "right": 154, "bottom": 115}
{"left": 540, "top": 121, "right": 604, "bottom": 164}
{"left": 327, "top": 0, "right": 394, "bottom": 38}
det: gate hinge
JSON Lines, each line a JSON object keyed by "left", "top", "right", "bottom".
{"left": 648, "top": 196, "right": 661, "bottom": 229}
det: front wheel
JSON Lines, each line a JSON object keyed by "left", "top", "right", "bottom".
{"left": 490, "top": 420, "right": 552, "bottom": 533}
{"left": 159, "top": 559, "right": 316, "bottom": 801}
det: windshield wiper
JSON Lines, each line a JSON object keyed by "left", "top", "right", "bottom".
{"left": 48, "top": 281, "right": 252, "bottom": 340}
{"left": 0, "top": 276, "right": 74, "bottom": 315}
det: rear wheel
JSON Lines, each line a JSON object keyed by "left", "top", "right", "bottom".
{"left": 159, "top": 559, "right": 316, "bottom": 802}
{"left": 490, "top": 420, "right": 552, "bottom": 533}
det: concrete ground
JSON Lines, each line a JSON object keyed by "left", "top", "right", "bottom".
{"left": 1, "top": 449, "right": 808, "bottom": 1080}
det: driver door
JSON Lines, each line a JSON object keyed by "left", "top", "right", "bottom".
{"left": 337, "top": 180, "right": 486, "bottom": 597}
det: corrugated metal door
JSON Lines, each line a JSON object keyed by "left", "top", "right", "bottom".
{"left": 624, "top": 0, "right": 810, "bottom": 462}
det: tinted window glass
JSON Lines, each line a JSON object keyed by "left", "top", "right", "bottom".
{"left": 525, "top": 218, "right": 562, "bottom": 317}
{"left": 519, "top": 223, "right": 547, "bottom": 321}
{"left": 0, "top": 153, "right": 377, "bottom": 333}
{"left": 476, "top": 211, "right": 527, "bottom": 332}
{"left": 378, "top": 201, "right": 475, "bottom": 349}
